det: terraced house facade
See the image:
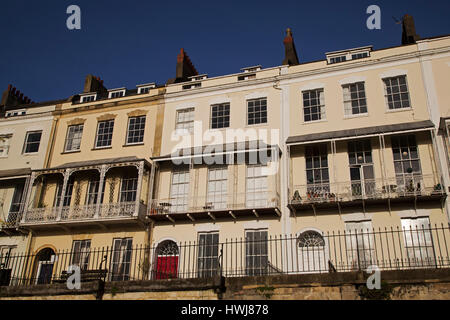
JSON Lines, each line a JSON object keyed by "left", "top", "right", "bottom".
{"left": 0, "top": 15, "right": 450, "bottom": 286}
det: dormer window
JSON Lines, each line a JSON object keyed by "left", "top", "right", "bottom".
{"left": 80, "top": 94, "right": 97, "bottom": 103}
{"left": 182, "top": 82, "right": 202, "bottom": 90}
{"left": 330, "top": 56, "right": 347, "bottom": 64}
{"left": 326, "top": 46, "right": 372, "bottom": 64}
{"left": 137, "top": 83, "right": 156, "bottom": 94}
{"left": 108, "top": 88, "right": 126, "bottom": 99}
{"left": 238, "top": 65, "right": 260, "bottom": 81}
{"left": 5, "top": 109, "right": 26, "bottom": 118}
{"left": 189, "top": 74, "right": 207, "bottom": 81}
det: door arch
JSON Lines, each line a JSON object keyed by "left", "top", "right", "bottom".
{"left": 297, "top": 230, "right": 327, "bottom": 273}
{"left": 153, "top": 240, "right": 179, "bottom": 279}
{"left": 34, "top": 248, "right": 56, "bottom": 284}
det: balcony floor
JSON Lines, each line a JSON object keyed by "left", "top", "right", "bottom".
{"left": 288, "top": 192, "right": 447, "bottom": 214}
{"left": 148, "top": 207, "right": 281, "bottom": 223}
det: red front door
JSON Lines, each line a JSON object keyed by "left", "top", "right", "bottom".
{"left": 155, "top": 255, "right": 178, "bottom": 279}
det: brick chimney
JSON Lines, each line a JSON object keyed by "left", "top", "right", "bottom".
{"left": 402, "top": 14, "right": 420, "bottom": 45}
{"left": 167, "top": 48, "right": 198, "bottom": 84}
{"left": 83, "top": 74, "right": 108, "bottom": 95}
{"left": 0, "top": 84, "right": 34, "bottom": 107}
{"left": 282, "top": 28, "right": 299, "bottom": 66}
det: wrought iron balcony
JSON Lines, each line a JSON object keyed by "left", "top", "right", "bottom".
{"left": 289, "top": 174, "right": 445, "bottom": 211}
{"left": 149, "top": 191, "right": 281, "bottom": 222}
{"left": 22, "top": 202, "right": 147, "bottom": 225}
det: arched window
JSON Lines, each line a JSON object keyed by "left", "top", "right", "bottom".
{"left": 156, "top": 240, "right": 179, "bottom": 256}
{"left": 298, "top": 231, "right": 325, "bottom": 248}
{"left": 154, "top": 240, "right": 179, "bottom": 279}
{"left": 297, "top": 230, "right": 326, "bottom": 273}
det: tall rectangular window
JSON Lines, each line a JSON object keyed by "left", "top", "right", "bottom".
{"left": 55, "top": 178, "right": 74, "bottom": 207}
{"left": 303, "top": 89, "right": 325, "bottom": 122}
{"left": 126, "top": 116, "right": 146, "bottom": 145}
{"left": 246, "top": 164, "right": 268, "bottom": 208}
{"left": 343, "top": 82, "right": 367, "bottom": 116}
{"left": 64, "top": 124, "right": 83, "bottom": 152}
{"left": 71, "top": 240, "right": 91, "bottom": 270}
{"left": 247, "top": 98, "right": 267, "bottom": 125}
{"left": 391, "top": 135, "right": 422, "bottom": 193}
{"left": 95, "top": 120, "right": 114, "bottom": 148}
{"left": 120, "top": 178, "right": 138, "bottom": 202}
{"left": 207, "top": 166, "right": 228, "bottom": 210}
{"left": 348, "top": 140, "right": 375, "bottom": 197}
{"left": 305, "top": 145, "right": 329, "bottom": 195}
{"left": 401, "top": 217, "right": 436, "bottom": 268}
{"left": 345, "top": 221, "right": 374, "bottom": 271}
{"left": 383, "top": 75, "right": 411, "bottom": 110}
{"left": 197, "top": 232, "right": 219, "bottom": 278}
{"left": 0, "top": 134, "right": 12, "bottom": 157}
{"left": 110, "top": 238, "right": 133, "bottom": 281}
{"left": 8, "top": 183, "right": 24, "bottom": 224}
{"left": 85, "top": 180, "right": 105, "bottom": 205}
{"left": 23, "top": 131, "right": 42, "bottom": 154}
{"left": 169, "top": 170, "right": 190, "bottom": 213}
{"left": 175, "top": 108, "right": 195, "bottom": 133}
{"left": 245, "top": 229, "right": 268, "bottom": 276}
{"left": 211, "top": 103, "right": 230, "bottom": 129}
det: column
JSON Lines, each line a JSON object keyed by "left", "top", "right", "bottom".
{"left": 134, "top": 161, "right": 144, "bottom": 217}
{"left": 94, "top": 165, "right": 107, "bottom": 219}
{"left": 56, "top": 169, "right": 72, "bottom": 221}
{"left": 20, "top": 172, "right": 36, "bottom": 223}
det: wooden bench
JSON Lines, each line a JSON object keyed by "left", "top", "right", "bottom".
{"left": 53, "top": 269, "right": 108, "bottom": 283}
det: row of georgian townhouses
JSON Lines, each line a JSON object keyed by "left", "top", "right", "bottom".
{"left": 1, "top": 15, "right": 450, "bottom": 284}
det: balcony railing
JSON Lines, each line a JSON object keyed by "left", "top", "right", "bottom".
{"left": 23, "top": 202, "right": 147, "bottom": 224}
{"left": 149, "top": 191, "right": 280, "bottom": 216}
{"left": 290, "top": 174, "right": 444, "bottom": 206}
{"left": 0, "top": 212, "right": 20, "bottom": 229}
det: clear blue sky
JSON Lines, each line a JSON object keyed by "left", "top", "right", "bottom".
{"left": 0, "top": 0, "right": 449, "bottom": 103}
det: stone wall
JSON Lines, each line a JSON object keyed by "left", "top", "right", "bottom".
{"left": 1, "top": 269, "right": 449, "bottom": 300}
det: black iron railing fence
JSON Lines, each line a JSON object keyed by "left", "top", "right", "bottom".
{"left": 0, "top": 224, "right": 449, "bottom": 287}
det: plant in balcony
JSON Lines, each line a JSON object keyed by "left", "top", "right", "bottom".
{"left": 292, "top": 190, "right": 301, "bottom": 203}
{"left": 406, "top": 167, "right": 413, "bottom": 174}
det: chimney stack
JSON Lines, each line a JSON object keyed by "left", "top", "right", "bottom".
{"left": 167, "top": 48, "right": 199, "bottom": 84}
{"left": 0, "top": 84, "right": 34, "bottom": 107}
{"left": 282, "top": 28, "right": 300, "bottom": 66}
{"left": 402, "top": 14, "right": 420, "bottom": 45}
{"left": 83, "top": 74, "right": 108, "bottom": 95}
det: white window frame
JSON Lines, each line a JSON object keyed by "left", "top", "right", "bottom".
{"left": 245, "top": 229, "right": 269, "bottom": 276}
{"left": 80, "top": 94, "right": 97, "bottom": 103}
{"left": 137, "top": 83, "right": 155, "bottom": 94}
{"left": 125, "top": 116, "right": 146, "bottom": 145}
{"left": 302, "top": 88, "right": 326, "bottom": 123}
{"left": 108, "top": 89, "right": 126, "bottom": 99}
{"left": 210, "top": 103, "right": 230, "bottom": 129}
{"left": 169, "top": 170, "right": 190, "bottom": 213}
{"left": 64, "top": 124, "right": 84, "bottom": 152}
{"left": 197, "top": 232, "right": 220, "bottom": 278}
{"left": 175, "top": 108, "right": 195, "bottom": 134}
{"left": 246, "top": 164, "right": 268, "bottom": 208}
{"left": 207, "top": 166, "right": 228, "bottom": 210}
{"left": 342, "top": 82, "right": 368, "bottom": 117}
{"left": 0, "top": 134, "right": 12, "bottom": 157}
{"left": 94, "top": 119, "right": 114, "bottom": 149}
{"left": 247, "top": 98, "right": 268, "bottom": 126}
{"left": 383, "top": 75, "right": 412, "bottom": 111}
{"left": 22, "top": 130, "right": 42, "bottom": 154}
